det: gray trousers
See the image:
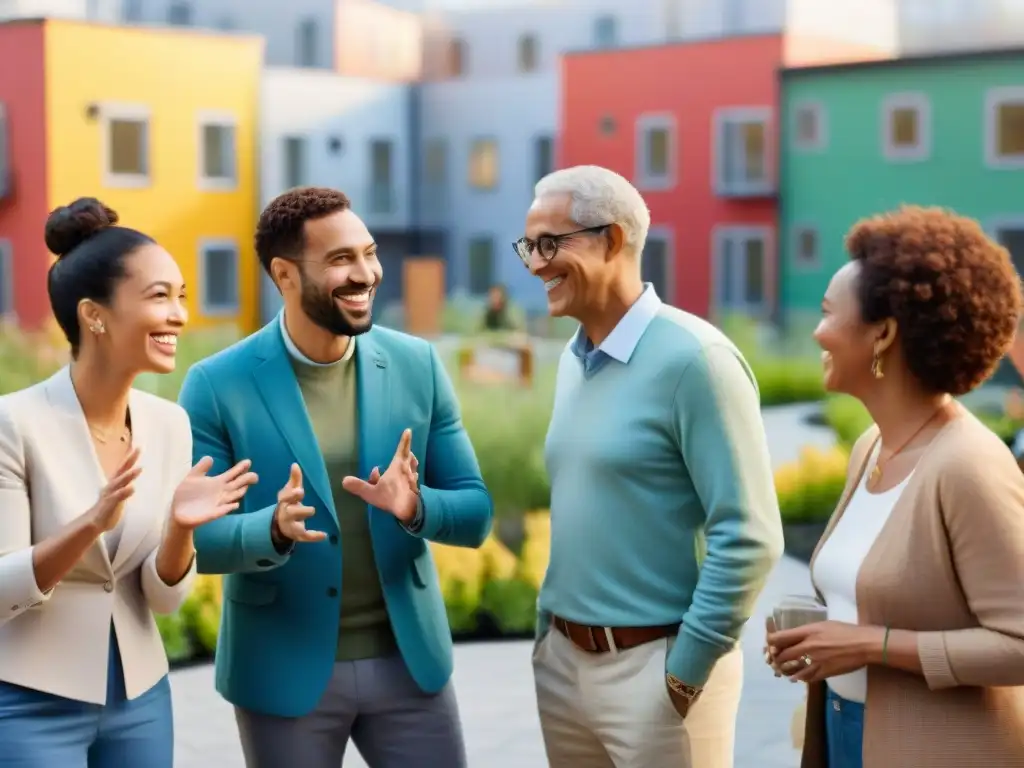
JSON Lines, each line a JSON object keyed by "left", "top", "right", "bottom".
{"left": 234, "top": 654, "right": 466, "bottom": 768}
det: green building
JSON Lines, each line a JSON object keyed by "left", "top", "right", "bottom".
{"left": 778, "top": 48, "right": 1024, "bottom": 325}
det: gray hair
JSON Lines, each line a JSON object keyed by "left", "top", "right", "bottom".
{"left": 534, "top": 165, "right": 651, "bottom": 254}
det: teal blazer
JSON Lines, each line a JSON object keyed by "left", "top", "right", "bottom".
{"left": 177, "top": 319, "right": 493, "bottom": 718}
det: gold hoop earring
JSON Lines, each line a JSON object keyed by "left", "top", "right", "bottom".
{"left": 871, "top": 353, "right": 884, "bottom": 379}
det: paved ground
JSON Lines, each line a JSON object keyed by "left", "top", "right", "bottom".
{"left": 171, "top": 404, "right": 830, "bottom": 767}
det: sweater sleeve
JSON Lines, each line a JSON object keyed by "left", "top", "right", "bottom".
{"left": 917, "top": 434, "right": 1024, "bottom": 689}
{"left": 666, "top": 343, "right": 785, "bottom": 687}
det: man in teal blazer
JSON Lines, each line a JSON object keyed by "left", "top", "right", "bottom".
{"left": 177, "top": 187, "right": 493, "bottom": 768}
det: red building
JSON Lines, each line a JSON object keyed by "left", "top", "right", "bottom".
{"left": 0, "top": 21, "right": 49, "bottom": 328}
{"left": 560, "top": 34, "right": 785, "bottom": 319}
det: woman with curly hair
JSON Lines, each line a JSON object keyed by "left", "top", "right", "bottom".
{"left": 766, "top": 205, "right": 1024, "bottom": 767}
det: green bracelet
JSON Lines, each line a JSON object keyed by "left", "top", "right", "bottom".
{"left": 881, "top": 626, "right": 891, "bottom": 666}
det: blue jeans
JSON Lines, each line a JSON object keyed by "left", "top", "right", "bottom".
{"left": 0, "top": 625, "right": 173, "bottom": 767}
{"left": 825, "top": 687, "right": 864, "bottom": 768}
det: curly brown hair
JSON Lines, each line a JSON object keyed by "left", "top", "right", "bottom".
{"left": 255, "top": 186, "right": 351, "bottom": 274}
{"left": 847, "top": 205, "right": 1022, "bottom": 396}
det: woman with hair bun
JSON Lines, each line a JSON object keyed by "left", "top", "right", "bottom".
{"left": 0, "top": 198, "right": 258, "bottom": 766}
{"left": 767, "top": 205, "right": 1024, "bottom": 767}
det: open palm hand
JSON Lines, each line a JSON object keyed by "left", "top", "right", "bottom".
{"left": 172, "top": 457, "right": 259, "bottom": 530}
{"left": 342, "top": 429, "right": 420, "bottom": 524}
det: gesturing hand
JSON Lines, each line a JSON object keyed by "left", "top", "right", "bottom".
{"left": 342, "top": 429, "right": 420, "bottom": 525}
{"left": 88, "top": 447, "right": 143, "bottom": 533}
{"left": 273, "top": 464, "right": 327, "bottom": 543}
{"left": 172, "top": 457, "right": 259, "bottom": 530}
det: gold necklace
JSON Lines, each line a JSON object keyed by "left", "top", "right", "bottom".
{"left": 867, "top": 403, "right": 950, "bottom": 491}
{"left": 89, "top": 423, "right": 132, "bottom": 445}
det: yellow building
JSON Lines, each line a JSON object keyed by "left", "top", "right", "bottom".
{"left": 44, "top": 20, "right": 264, "bottom": 332}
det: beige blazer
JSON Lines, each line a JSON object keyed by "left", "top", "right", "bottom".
{"left": 0, "top": 367, "right": 196, "bottom": 704}
{"left": 800, "top": 412, "right": 1024, "bottom": 767}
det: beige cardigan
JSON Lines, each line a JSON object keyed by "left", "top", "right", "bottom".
{"left": 800, "top": 412, "right": 1024, "bottom": 767}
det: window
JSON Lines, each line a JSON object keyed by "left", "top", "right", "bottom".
{"left": 282, "top": 136, "right": 307, "bottom": 189}
{"left": 995, "top": 222, "right": 1024, "bottom": 278}
{"left": 986, "top": 86, "right": 1024, "bottom": 168}
{"left": 167, "top": 1, "right": 191, "bottom": 25}
{"left": 198, "top": 114, "right": 236, "bottom": 188}
{"left": 200, "top": 241, "right": 239, "bottom": 315}
{"left": 0, "top": 240, "right": 12, "bottom": 319}
{"left": 641, "top": 234, "right": 672, "bottom": 302}
{"left": 467, "top": 237, "right": 495, "bottom": 295}
{"left": 123, "top": 0, "right": 142, "bottom": 22}
{"left": 517, "top": 34, "right": 538, "bottom": 73}
{"left": 468, "top": 138, "right": 499, "bottom": 190}
{"left": 714, "top": 227, "right": 770, "bottom": 316}
{"left": 593, "top": 15, "right": 617, "bottom": 48}
{"left": 296, "top": 18, "right": 319, "bottom": 67}
{"left": 792, "top": 225, "right": 820, "bottom": 269}
{"left": 424, "top": 138, "right": 447, "bottom": 184}
{"left": 369, "top": 139, "right": 394, "bottom": 214}
{"left": 882, "top": 93, "right": 930, "bottom": 161}
{"left": 534, "top": 135, "right": 554, "bottom": 184}
{"left": 714, "top": 107, "right": 771, "bottom": 195}
{"left": 103, "top": 106, "right": 149, "bottom": 187}
{"left": 448, "top": 38, "right": 466, "bottom": 77}
{"left": 635, "top": 115, "right": 675, "bottom": 189}
{"left": 0, "top": 102, "right": 9, "bottom": 198}
{"left": 793, "top": 101, "right": 825, "bottom": 151}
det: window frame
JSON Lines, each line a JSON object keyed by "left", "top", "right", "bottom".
{"left": 281, "top": 135, "right": 309, "bottom": 190}
{"left": 792, "top": 100, "right": 826, "bottom": 152}
{"left": 466, "top": 235, "right": 496, "bottom": 296}
{"left": 642, "top": 227, "right": 675, "bottom": 304}
{"left": 101, "top": 103, "right": 151, "bottom": 188}
{"left": 988, "top": 215, "right": 1024, "bottom": 275}
{"left": 593, "top": 15, "right": 617, "bottom": 48}
{"left": 167, "top": 0, "right": 192, "bottom": 25}
{"left": 468, "top": 137, "right": 499, "bottom": 191}
{"left": 517, "top": 33, "right": 539, "bottom": 73}
{"left": 713, "top": 106, "right": 773, "bottom": 196}
{"left": 197, "top": 110, "right": 238, "bottom": 191}
{"left": 424, "top": 137, "right": 448, "bottom": 184}
{"left": 985, "top": 86, "right": 1024, "bottom": 169}
{"left": 881, "top": 92, "right": 931, "bottom": 162}
{"left": 198, "top": 238, "right": 241, "bottom": 317}
{"left": 0, "top": 239, "right": 13, "bottom": 319}
{"left": 368, "top": 137, "right": 396, "bottom": 214}
{"left": 533, "top": 133, "right": 554, "bottom": 186}
{"left": 711, "top": 224, "right": 773, "bottom": 318}
{"left": 791, "top": 224, "right": 821, "bottom": 271}
{"left": 634, "top": 113, "right": 676, "bottom": 191}
{"left": 296, "top": 17, "right": 320, "bottom": 68}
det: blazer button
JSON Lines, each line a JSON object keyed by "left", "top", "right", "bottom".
{"left": 329, "top": 535, "right": 338, "bottom": 545}
{"left": 327, "top": 587, "right": 338, "bottom": 598}
{"left": 103, "top": 581, "right": 114, "bottom": 593}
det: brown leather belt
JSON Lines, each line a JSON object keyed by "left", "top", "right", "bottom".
{"left": 551, "top": 615, "right": 680, "bottom": 654}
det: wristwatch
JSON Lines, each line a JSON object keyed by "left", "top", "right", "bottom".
{"left": 666, "top": 673, "right": 702, "bottom": 704}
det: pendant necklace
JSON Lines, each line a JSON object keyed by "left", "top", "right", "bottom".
{"left": 867, "top": 403, "right": 950, "bottom": 491}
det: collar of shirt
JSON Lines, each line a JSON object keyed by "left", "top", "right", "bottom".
{"left": 570, "top": 283, "right": 661, "bottom": 373}
{"left": 279, "top": 311, "right": 355, "bottom": 367}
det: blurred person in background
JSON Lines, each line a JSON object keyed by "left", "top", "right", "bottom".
{"left": 767, "top": 206, "right": 1024, "bottom": 768}
{"left": 178, "top": 187, "right": 492, "bottom": 768}
{"left": 519, "top": 165, "right": 783, "bottom": 768}
{"left": 0, "top": 198, "right": 256, "bottom": 767}
{"left": 482, "top": 283, "right": 516, "bottom": 332}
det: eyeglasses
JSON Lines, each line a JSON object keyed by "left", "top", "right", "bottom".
{"left": 512, "top": 225, "right": 611, "bottom": 267}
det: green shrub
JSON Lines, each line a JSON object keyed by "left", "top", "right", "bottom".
{"left": 822, "top": 395, "right": 872, "bottom": 448}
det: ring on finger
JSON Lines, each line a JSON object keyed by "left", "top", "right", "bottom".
{"left": 801, "top": 654, "right": 813, "bottom": 666}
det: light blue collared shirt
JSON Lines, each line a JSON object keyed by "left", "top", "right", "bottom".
{"left": 570, "top": 283, "right": 662, "bottom": 377}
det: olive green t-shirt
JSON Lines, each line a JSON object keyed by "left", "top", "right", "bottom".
{"left": 290, "top": 351, "right": 396, "bottom": 661}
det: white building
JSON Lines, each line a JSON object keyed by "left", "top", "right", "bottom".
{"left": 898, "top": 0, "right": 1024, "bottom": 54}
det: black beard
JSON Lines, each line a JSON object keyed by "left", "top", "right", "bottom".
{"left": 299, "top": 270, "right": 374, "bottom": 338}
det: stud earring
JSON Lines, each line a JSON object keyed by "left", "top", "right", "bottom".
{"left": 870, "top": 352, "right": 884, "bottom": 379}
{"left": 90, "top": 321, "right": 105, "bottom": 335}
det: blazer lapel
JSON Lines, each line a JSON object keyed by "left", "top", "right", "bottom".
{"left": 42, "top": 368, "right": 114, "bottom": 579}
{"left": 251, "top": 319, "right": 337, "bottom": 527}
{"left": 109, "top": 388, "right": 160, "bottom": 572}
{"left": 355, "top": 331, "right": 391, "bottom": 480}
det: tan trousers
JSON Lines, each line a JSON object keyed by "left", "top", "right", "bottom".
{"left": 533, "top": 628, "right": 743, "bottom": 768}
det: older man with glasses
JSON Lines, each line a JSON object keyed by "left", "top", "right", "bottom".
{"left": 518, "top": 165, "right": 783, "bottom": 768}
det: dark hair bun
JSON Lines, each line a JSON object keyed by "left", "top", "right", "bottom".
{"left": 45, "top": 197, "right": 119, "bottom": 258}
